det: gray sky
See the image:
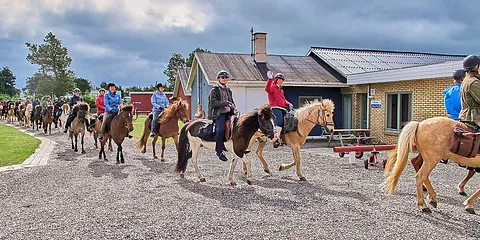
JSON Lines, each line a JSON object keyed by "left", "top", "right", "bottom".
{"left": 0, "top": 0, "right": 478, "bottom": 89}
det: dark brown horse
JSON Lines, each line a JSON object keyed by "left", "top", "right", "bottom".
{"left": 32, "top": 105, "right": 43, "bottom": 131}
{"left": 99, "top": 105, "right": 134, "bottom": 164}
{"left": 17, "top": 103, "right": 25, "bottom": 126}
{"left": 135, "top": 100, "right": 190, "bottom": 161}
{"left": 42, "top": 105, "right": 54, "bottom": 135}
{"left": 92, "top": 114, "right": 113, "bottom": 151}
{"left": 68, "top": 102, "right": 89, "bottom": 153}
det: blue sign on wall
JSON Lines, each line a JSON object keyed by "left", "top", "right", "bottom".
{"left": 371, "top": 100, "right": 382, "bottom": 108}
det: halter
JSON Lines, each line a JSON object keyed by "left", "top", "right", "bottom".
{"left": 305, "top": 105, "right": 335, "bottom": 133}
{"left": 254, "top": 109, "right": 274, "bottom": 136}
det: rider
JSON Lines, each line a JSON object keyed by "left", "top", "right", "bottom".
{"left": 444, "top": 69, "right": 464, "bottom": 120}
{"left": 31, "top": 96, "right": 40, "bottom": 121}
{"left": 64, "top": 88, "right": 84, "bottom": 133}
{"left": 54, "top": 96, "right": 65, "bottom": 128}
{"left": 150, "top": 83, "right": 170, "bottom": 137}
{"left": 208, "top": 70, "right": 236, "bottom": 161}
{"left": 459, "top": 54, "right": 480, "bottom": 127}
{"left": 41, "top": 95, "right": 53, "bottom": 117}
{"left": 98, "top": 83, "right": 132, "bottom": 140}
{"left": 87, "top": 88, "right": 106, "bottom": 132}
{"left": 264, "top": 71, "right": 293, "bottom": 148}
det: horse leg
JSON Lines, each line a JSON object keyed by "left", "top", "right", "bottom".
{"left": 279, "top": 146, "right": 296, "bottom": 171}
{"left": 173, "top": 134, "right": 179, "bottom": 152}
{"left": 291, "top": 145, "right": 306, "bottom": 181}
{"left": 228, "top": 156, "right": 240, "bottom": 186}
{"left": 191, "top": 142, "right": 204, "bottom": 182}
{"left": 94, "top": 132, "right": 98, "bottom": 149}
{"left": 243, "top": 154, "right": 254, "bottom": 185}
{"left": 71, "top": 133, "right": 75, "bottom": 150}
{"left": 458, "top": 170, "right": 475, "bottom": 196}
{"left": 119, "top": 145, "right": 124, "bottom": 164}
{"left": 415, "top": 158, "right": 437, "bottom": 212}
{"left": 108, "top": 138, "right": 113, "bottom": 152}
{"left": 74, "top": 134, "right": 78, "bottom": 152}
{"left": 152, "top": 135, "right": 159, "bottom": 159}
{"left": 464, "top": 189, "right": 480, "bottom": 214}
{"left": 81, "top": 132, "right": 86, "bottom": 154}
{"left": 161, "top": 137, "right": 166, "bottom": 162}
{"left": 256, "top": 140, "right": 270, "bottom": 174}
{"left": 116, "top": 144, "right": 121, "bottom": 164}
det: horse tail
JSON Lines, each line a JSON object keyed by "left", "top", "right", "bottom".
{"left": 384, "top": 121, "right": 419, "bottom": 195}
{"left": 134, "top": 117, "right": 151, "bottom": 150}
{"left": 174, "top": 123, "right": 192, "bottom": 173}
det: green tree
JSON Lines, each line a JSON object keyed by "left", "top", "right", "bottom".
{"left": 74, "top": 77, "right": 92, "bottom": 94}
{"left": 25, "top": 32, "right": 75, "bottom": 97}
{"left": 0, "top": 66, "right": 18, "bottom": 96}
{"left": 99, "top": 81, "right": 108, "bottom": 90}
{"left": 163, "top": 53, "right": 185, "bottom": 89}
{"left": 186, "top": 47, "right": 211, "bottom": 67}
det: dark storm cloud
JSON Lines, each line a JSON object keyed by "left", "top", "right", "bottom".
{"left": 1, "top": 0, "right": 478, "bottom": 89}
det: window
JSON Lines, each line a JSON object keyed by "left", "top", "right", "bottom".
{"left": 386, "top": 92, "right": 412, "bottom": 131}
{"left": 298, "top": 96, "right": 322, "bottom": 107}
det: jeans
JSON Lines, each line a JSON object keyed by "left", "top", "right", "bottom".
{"left": 272, "top": 108, "right": 285, "bottom": 127}
{"left": 215, "top": 113, "right": 230, "bottom": 154}
{"left": 151, "top": 110, "right": 162, "bottom": 133}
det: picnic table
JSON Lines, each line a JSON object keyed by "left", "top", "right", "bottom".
{"left": 327, "top": 129, "right": 376, "bottom": 147}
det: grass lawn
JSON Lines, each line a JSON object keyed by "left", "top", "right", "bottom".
{"left": 0, "top": 124, "right": 41, "bottom": 167}
{"left": 130, "top": 115, "right": 184, "bottom": 144}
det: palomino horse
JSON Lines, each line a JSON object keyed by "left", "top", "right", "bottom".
{"left": 58, "top": 104, "right": 69, "bottom": 129}
{"left": 135, "top": 100, "right": 190, "bottom": 161}
{"left": 68, "top": 102, "right": 89, "bottom": 153}
{"left": 174, "top": 105, "right": 276, "bottom": 185}
{"left": 98, "top": 105, "right": 134, "bottom": 164}
{"left": 385, "top": 117, "right": 480, "bottom": 214}
{"left": 32, "top": 105, "right": 43, "bottom": 131}
{"left": 42, "top": 105, "right": 54, "bottom": 135}
{"left": 7, "top": 103, "right": 15, "bottom": 123}
{"left": 245, "top": 99, "right": 335, "bottom": 181}
{"left": 25, "top": 103, "right": 32, "bottom": 127}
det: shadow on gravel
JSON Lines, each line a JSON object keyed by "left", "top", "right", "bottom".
{"left": 88, "top": 161, "right": 129, "bottom": 179}
{"left": 177, "top": 179, "right": 301, "bottom": 211}
{"left": 140, "top": 159, "right": 175, "bottom": 174}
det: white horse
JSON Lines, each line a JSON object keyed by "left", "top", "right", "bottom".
{"left": 174, "top": 105, "right": 275, "bottom": 185}
{"left": 58, "top": 103, "right": 69, "bottom": 129}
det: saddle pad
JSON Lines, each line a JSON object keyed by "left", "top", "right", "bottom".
{"left": 283, "top": 110, "right": 298, "bottom": 134}
{"left": 450, "top": 123, "right": 480, "bottom": 158}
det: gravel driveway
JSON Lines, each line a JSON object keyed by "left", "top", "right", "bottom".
{"left": 1, "top": 125, "right": 480, "bottom": 239}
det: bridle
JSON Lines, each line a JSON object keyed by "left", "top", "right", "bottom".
{"left": 305, "top": 105, "right": 335, "bottom": 133}
{"left": 119, "top": 111, "right": 134, "bottom": 131}
{"left": 256, "top": 110, "right": 274, "bottom": 137}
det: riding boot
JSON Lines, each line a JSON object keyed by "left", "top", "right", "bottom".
{"left": 273, "top": 126, "right": 283, "bottom": 148}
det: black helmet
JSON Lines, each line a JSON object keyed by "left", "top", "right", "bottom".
{"left": 107, "top": 82, "right": 116, "bottom": 88}
{"left": 156, "top": 83, "right": 164, "bottom": 89}
{"left": 453, "top": 69, "right": 465, "bottom": 81}
{"left": 463, "top": 55, "right": 480, "bottom": 72}
{"left": 274, "top": 73, "right": 285, "bottom": 80}
{"left": 73, "top": 88, "right": 80, "bottom": 93}
{"left": 217, "top": 70, "right": 230, "bottom": 79}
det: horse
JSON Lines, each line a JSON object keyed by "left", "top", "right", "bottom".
{"left": 384, "top": 117, "right": 480, "bottom": 214}
{"left": 17, "top": 103, "right": 25, "bottom": 126}
{"left": 135, "top": 100, "right": 190, "bottom": 161}
{"left": 42, "top": 105, "right": 54, "bottom": 135}
{"left": 91, "top": 114, "right": 113, "bottom": 151}
{"left": 174, "top": 105, "right": 276, "bottom": 185}
{"left": 7, "top": 103, "right": 15, "bottom": 123}
{"left": 32, "top": 105, "right": 43, "bottom": 131}
{"left": 98, "top": 105, "right": 134, "bottom": 164}
{"left": 244, "top": 99, "right": 335, "bottom": 181}
{"left": 58, "top": 103, "right": 69, "bottom": 129}
{"left": 25, "top": 103, "right": 32, "bottom": 127}
{"left": 68, "top": 102, "right": 89, "bottom": 153}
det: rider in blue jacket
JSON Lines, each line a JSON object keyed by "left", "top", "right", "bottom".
{"left": 98, "top": 82, "right": 132, "bottom": 140}
{"left": 444, "top": 69, "right": 465, "bottom": 120}
{"left": 150, "top": 83, "right": 170, "bottom": 137}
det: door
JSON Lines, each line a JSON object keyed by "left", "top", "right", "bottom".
{"left": 342, "top": 94, "right": 352, "bottom": 129}
{"left": 359, "top": 93, "right": 368, "bottom": 129}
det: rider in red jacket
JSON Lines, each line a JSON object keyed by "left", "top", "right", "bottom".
{"left": 265, "top": 71, "right": 292, "bottom": 147}
{"left": 96, "top": 88, "right": 106, "bottom": 115}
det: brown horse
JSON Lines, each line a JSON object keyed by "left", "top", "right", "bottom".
{"left": 92, "top": 114, "right": 113, "bottom": 151}
{"left": 245, "top": 99, "right": 335, "bottom": 181}
{"left": 98, "top": 105, "right": 134, "bottom": 164}
{"left": 17, "top": 103, "right": 25, "bottom": 126}
{"left": 32, "top": 105, "right": 43, "bottom": 130}
{"left": 135, "top": 100, "right": 190, "bottom": 161}
{"left": 7, "top": 103, "right": 15, "bottom": 123}
{"left": 42, "top": 105, "right": 54, "bottom": 135}
{"left": 385, "top": 117, "right": 480, "bottom": 214}
{"left": 68, "top": 102, "right": 89, "bottom": 153}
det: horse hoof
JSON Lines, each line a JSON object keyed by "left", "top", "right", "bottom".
{"left": 466, "top": 207, "right": 476, "bottom": 214}
{"left": 81, "top": 151, "right": 86, "bottom": 154}
{"left": 429, "top": 201, "right": 438, "bottom": 208}
{"left": 247, "top": 180, "right": 253, "bottom": 185}
{"left": 104, "top": 158, "right": 108, "bottom": 162}
{"left": 279, "top": 166, "right": 284, "bottom": 171}
{"left": 299, "top": 177, "right": 307, "bottom": 181}
{"left": 161, "top": 159, "right": 165, "bottom": 162}
{"left": 264, "top": 169, "right": 270, "bottom": 174}
{"left": 422, "top": 186, "right": 428, "bottom": 192}
{"left": 230, "top": 181, "right": 237, "bottom": 186}
{"left": 459, "top": 191, "right": 467, "bottom": 196}
{"left": 74, "top": 149, "right": 78, "bottom": 152}
{"left": 421, "top": 208, "right": 432, "bottom": 213}
{"left": 180, "top": 173, "right": 185, "bottom": 178}
{"left": 154, "top": 155, "right": 158, "bottom": 159}
{"left": 241, "top": 170, "right": 247, "bottom": 175}
{"left": 199, "top": 178, "right": 206, "bottom": 182}
{"left": 141, "top": 150, "right": 146, "bottom": 154}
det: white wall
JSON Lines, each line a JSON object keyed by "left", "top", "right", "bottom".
{"left": 230, "top": 86, "right": 269, "bottom": 114}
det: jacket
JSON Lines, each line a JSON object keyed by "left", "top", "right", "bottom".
{"left": 69, "top": 96, "right": 83, "bottom": 108}
{"left": 444, "top": 82, "right": 462, "bottom": 120}
{"left": 459, "top": 74, "right": 480, "bottom": 122}
{"left": 151, "top": 91, "right": 170, "bottom": 112}
{"left": 32, "top": 100, "right": 40, "bottom": 108}
{"left": 42, "top": 100, "right": 53, "bottom": 108}
{"left": 265, "top": 78, "right": 291, "bottom": 108}
{"left": 104, "top": 91, "right": 122, "bottom": 113}
{"left": 208, "top": 84, "right": 235, "bottom": 120}
{"left": 96, "top": 95, "right": 105, "bottom": 114}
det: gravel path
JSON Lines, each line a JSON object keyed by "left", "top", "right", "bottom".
{"left": 1, "top": 122, "right": 480, "bottom": 239}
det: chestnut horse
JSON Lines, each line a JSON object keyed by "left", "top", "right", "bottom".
{"left": 98, "top": 105, "right": 134, "bottom": 164}
{"left": 245, "top": 99, "right": 335, "bottom": 181}
{"left": 385, "top": 117, "right": 480, "bottom": 214}
{"left": 135, "top": 100, "right": 190, "bottom": 161}
{"left": 42, "top": 105, "right": 54, "bottom": 135}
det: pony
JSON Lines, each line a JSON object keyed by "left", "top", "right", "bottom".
{"left": 385, "top": 117, "right": 480, "bottom": 214}
{"left": 17, "top": 103, "right": 25, "bottom": 126}
{"left": 24, "top": 103, "right": 33, "bottom": 127}
{"left": 7, "top": 102, "right": 15, "bottom": 123}
{"left": 91, "top": 114, "right": 113, "bottom": 151}
{"left": 58, "top": 103, "right": 69, "bottom": 129}
{"left": 135, "top": 100, "right": 190, "bottom": 161}
{"left": 68, "top": 102, "right": 89, "bottom": 153}
{"left": 42, "top": 105, "right": 54, "bottom": 135}
{"left": 98, "top": 105, "right": 134, "bottom": 164}
{"left": 245, "top": 99, "right": 335, "bottom": 181}
{"left": 174, "top": 105, "right": 276, "bottom": 185}
{"left": 32, "top": 105, "right": 43, "bottom": 131}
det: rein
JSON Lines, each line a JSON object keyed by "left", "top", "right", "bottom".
{"left": 304, "top": 107, "right": 334, "bottom": 132}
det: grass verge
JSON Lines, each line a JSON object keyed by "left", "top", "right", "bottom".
{"left": 0, "top": 124, "right": 41, "bottom": 167}
{"left": 130, "top": 115, "right": 184, "bottom": 144}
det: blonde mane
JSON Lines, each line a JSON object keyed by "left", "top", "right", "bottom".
{"left": 159, "top": 100, "right": 189, "bottom": 124}
{"left": 294, "top": 99, "right": 335, "bottom": 122}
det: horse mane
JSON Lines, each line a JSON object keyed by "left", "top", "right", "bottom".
{"left": 121, "top": 105, "right": 133, "bottom": 113}
{"left": 75, "top": 102, "right": 89, "bottom": 111}
{"left": 159, "top": 100, "right": 189, "bottom": 124}
{"left": 234, "top": 105, "right": 273, "bottom": 133}
{"left": 295, "top": 99, "right": 335, "bottom": 122}
{"left": 35, "top": 105, "right": 42, "bottom": 111}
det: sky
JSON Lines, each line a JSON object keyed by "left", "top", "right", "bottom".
{"left": 0, "top": 0, "right": 478, "bottom": 89}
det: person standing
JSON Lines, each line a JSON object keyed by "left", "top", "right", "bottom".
{"left": 150, "top": 83, "right": 170, "bottom": 137}
{"left": 194, "top": 104, "right": 206, "bottom": 119}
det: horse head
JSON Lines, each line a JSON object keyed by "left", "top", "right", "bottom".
{"left": 34, "top": 105, "right": 42, "bottom": 117}
{"left": 75, "top": 102, "right": 89, "bottom": 124}
{"left": 173, "top": 100, "right": 190, "bottom": 123}
{"left": 120, "top": 105, "right": 134, "bottom": 132}
{"left": 256, "top": 105, "right": 276, "bottom": 139}
{"left": 295, "top": 99, "right": 335, "bottom": 134}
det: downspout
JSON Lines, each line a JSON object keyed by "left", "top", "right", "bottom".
{"left": 367, "top": 84, "right": 371, "bottom": 129}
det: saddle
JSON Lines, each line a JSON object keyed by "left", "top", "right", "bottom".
{"left": 449, "top": 121, "right": 480, "bottom": 158}
{"left": 272, "top": 107, "right": 298, "bottom": 134}
{"left": 104, "top": 113, "right": 117, "bottom": 133}
{"left": 196, "top": 116, "right": 236, "bottom": 142}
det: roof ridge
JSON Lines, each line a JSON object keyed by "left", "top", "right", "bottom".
{"left": 310, "top": 46, "right": 467, "bottom": 57}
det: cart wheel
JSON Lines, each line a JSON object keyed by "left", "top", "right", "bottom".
{"left": 355, "top": 151, "right": 364, "bottom": 159}
{"left": 364, "top": 159, "right": 369, "bottom": 169}
{"left": 339, "top": 152, "right": 345, "bottom": 157}
{"left": 382, "top": 160, "right": 387, "bottom": 169}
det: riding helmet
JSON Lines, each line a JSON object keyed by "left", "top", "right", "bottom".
{"left": 107, "top": 82, "right": 116, "bottom": 88}
{"left": 274, "top": 73, "right": 285, "bottom": 80}
{"left": 46, "top": 95, "right": 51, "bottom": 99}
{"left": 453, "top": 69, "right": 465, "bottom": 81}
{"left": 462, "top": 55, "right": 480, "bottom": 72}
{"left": 216, "top": 70, "right": 230, "bottom": 79}
{"left": 99, "top": 88, "right": 106, "bottom": 92}
{"left": 156, "top": 83, "right": 164, "bottom": 89}
{"left": 73, "top": 88, "right": 81, "bottom": 93}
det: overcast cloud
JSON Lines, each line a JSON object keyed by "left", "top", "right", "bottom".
{"left": 0, "top": 0, "right": 478, "bottom": 89}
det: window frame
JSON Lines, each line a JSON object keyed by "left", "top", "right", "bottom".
{"left": 385, "top": 92, "right": 412, "bottom": 132}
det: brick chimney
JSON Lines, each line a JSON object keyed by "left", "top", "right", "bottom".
{"left": 253, "top": 32, "right": 267, "bottom": 63}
